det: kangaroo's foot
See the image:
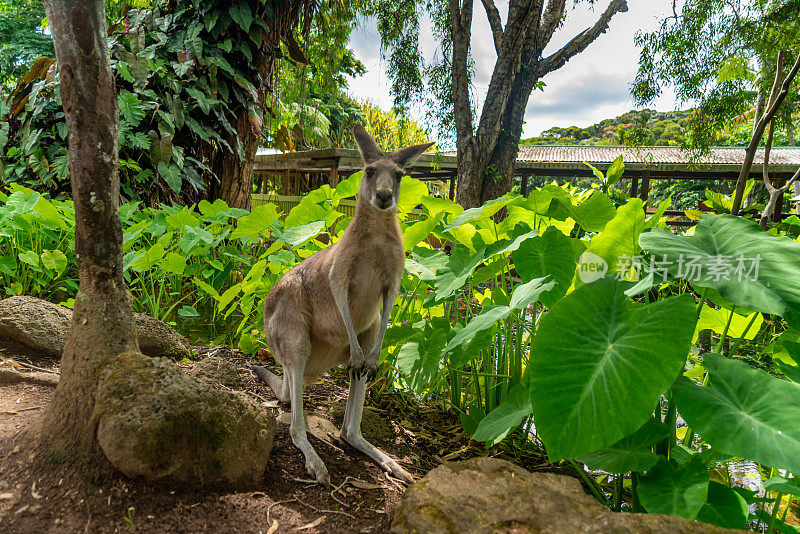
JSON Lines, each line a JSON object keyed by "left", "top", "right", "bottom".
{"left": 341, "top": 431, "right": 413, "bottom": 484}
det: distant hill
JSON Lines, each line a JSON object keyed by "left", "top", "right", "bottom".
{"left": 521, "top": 109, "right": 693, "bottom": 147}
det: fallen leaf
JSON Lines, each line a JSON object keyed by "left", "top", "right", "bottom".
{"left": 0, "top": 493, "right": 13, "bottom": 500}
{"left": 294, "top": 515, "right": 325, "bottom": 531}
{"left": 261, "top": 401, "right": 279, "bottom": 408}
{"left": 266, "top": 519, "right": 279, "bottom": 534}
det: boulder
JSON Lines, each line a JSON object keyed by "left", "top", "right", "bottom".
{"left": 391, "top": 457, "right": 739, "bottom": 534}
{"left": 94, "top": 352, "right": 275, "bottom": 488}
{"left": 329, "top": 402, "right": 392, "bottom": 443}
{"left": 188, "top": 356, "right": 243, "bottom": 389}
{"left": 0, "top": 296, "right": 191, "bottom": 360}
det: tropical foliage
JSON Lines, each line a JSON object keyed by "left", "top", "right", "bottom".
{"left": 3, "top": 163, "right": 799, "bottom": 529}
{"left": 1, "top": 0, "right": 303, "bottom": 204}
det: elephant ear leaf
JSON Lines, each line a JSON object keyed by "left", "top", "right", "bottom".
{"left": 640, "top": 214, "right": 800, "bottom": 328}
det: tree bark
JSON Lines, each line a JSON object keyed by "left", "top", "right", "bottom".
{"left": 731, "top": 50, "right": 800, "bottom": 215}
{"left": 453, "top": 0, "right": 629, "bottom": 208}
{"left": 36, "top": 0, "right": 138, "bottom": 456}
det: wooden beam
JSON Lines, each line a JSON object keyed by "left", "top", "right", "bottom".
{"left": 329, "top": 162, "right": 339, "bottom": 188}
{"left": 629, "top": 175, "right": 639, "bottom": 198}
{"left": 449, "top": 174, "right": 456, "bottom": 200}
{"left": 281, "top": 169, "right": 290, "bottom": 195}
{"left": 520, "top": 173, "right": 529, "bottom": 197}
{"left": 639, "top": 170, "right": 651, "bottom": 202}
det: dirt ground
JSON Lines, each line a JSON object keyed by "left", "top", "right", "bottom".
{"left": 0, "top": 343, "right": 545, "bottom": 533}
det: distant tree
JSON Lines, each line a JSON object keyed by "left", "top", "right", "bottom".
{"left": 371, "top": 0, "right": 630, "bottom": 207}
{"left": 0, "top": 1, "right": 54, "bottom": 89}
{"left": 633, "top": 0, "right": 800, "bottom": 214}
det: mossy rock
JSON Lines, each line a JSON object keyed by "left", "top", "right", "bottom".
{"left": 391, "top": 457, "right": 741, "bottom": 533}
{"left": 188, "top": 356, "right": 243, "bottom": 389}
{"left": 329, "top": 401, "right": 392, "bottom": 443}
{"left": 94, "top": 352, "right": 274, "bottom": 488}
{"left": 0, "top": 296, "right": 192, "bottom": 361}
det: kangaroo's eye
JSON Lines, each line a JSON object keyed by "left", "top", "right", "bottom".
{"left": 365, "top": 168, "right": 374, "bottom": 179}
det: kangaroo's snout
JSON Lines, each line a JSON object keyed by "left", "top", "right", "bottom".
{"left": 375, "top": 189, "right": 393, "bottom": 209}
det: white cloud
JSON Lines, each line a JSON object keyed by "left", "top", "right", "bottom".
{"left": 347, "top": 1, "right": 690, "bottom": 143}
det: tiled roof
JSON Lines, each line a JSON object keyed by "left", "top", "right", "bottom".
{"left": 516, "top": 145, "right": 800, "bottom": 165}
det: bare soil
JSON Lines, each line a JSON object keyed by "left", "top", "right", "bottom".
{"left": 0, "top": 344, "right": 546, "bottom": 533}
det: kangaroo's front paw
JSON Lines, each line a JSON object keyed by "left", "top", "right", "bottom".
{"left": 363, "top": 358, "right": 379, "bottom": 380}
{"left": 347, "top": 347, "right": 366, "bottom": 378}
{"left": 306, "top": 456, "right": 330, "bottom": 488}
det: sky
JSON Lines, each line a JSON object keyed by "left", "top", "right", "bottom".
{"left": 347, "top": 0, "right": 690, "bottom": 142}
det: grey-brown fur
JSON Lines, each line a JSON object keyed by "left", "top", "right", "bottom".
{"left": 250, "top": 124, "right": 433, "bottom": 486}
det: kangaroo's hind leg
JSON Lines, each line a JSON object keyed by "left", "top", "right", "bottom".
{"left": 248, "top": 364, "right": 290, "bottom": 403}
{"left": 340, "top": 322, "right": 413, "bottom": 483}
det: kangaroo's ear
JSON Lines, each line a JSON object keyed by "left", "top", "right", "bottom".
{"left": 389, "top": 142, "right": 435, "bottom": 169}
{"left": 353, "top": 124, "right": 383, "bottom": 164}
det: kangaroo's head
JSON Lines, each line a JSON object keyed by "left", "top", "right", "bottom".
{"left": 353, "top": 124, "right": 434, "bottom": 211}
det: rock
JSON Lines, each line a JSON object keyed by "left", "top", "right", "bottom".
{"left": 94, "top": 352, "right": 275, "bottom": 488}
{"left": 188, "top": 356, "right": 243, "bottom": 389}
{"left": 391, "top": 458, "right": 739, "bottom": 534}
{"left": 329, "top": 402, "right": 392, "bottom": 443}
{"left": 0, "top": 296, "right": 191, "bottom": 360}
{"left": 0, "top": 296, "right": 70, "bottom": 357}
{"left": 133, "top": 312, "right": 192, "bottom": 361}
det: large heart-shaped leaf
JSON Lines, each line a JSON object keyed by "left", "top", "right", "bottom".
{"left": 514, "top": 226, "right": 582, "bottom": 307}
{"left": 472, "top": 383, "right": 532, "bottom": 446}
{"left": 697, "top": 482, "right": 749, "bottom": 530}
{"left": 672, "top": 353, "right": 800, "bottom": 474}
{"left": 531, "top": 277, "right": 695, "bottom": 460}
{"left": 638, "top": 458, "right": 709, "bottom": 519}
{"left": 640, "top": 214, "right": 800, "bottom": 328}
{"left": 576, "top": 417, "right": 669, "bottom": 473}
{"left": 574, "top": 198, "right": 646, "bottom": 286}
{"left": 230, "top": 204, "right": 280, "bottom": 241}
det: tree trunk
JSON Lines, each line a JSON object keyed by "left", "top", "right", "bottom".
{"left": 36, "top": 0, "right": 138, "bottom": 457}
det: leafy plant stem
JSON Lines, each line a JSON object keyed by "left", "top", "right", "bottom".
{"left": 727, "top": 311, "right": 760, "bottom": 356}
{"left": 767, "top": 491, "right": 785, "bottom": 534}
{"left": 567, "top": 459, "right": 609, "bottom": 507}
{"left": 612, "top": 473, "right": 623, "bottom": 512}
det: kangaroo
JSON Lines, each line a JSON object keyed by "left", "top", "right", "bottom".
{"left": 250, "top": 124, "right": 434, "bottom": 487}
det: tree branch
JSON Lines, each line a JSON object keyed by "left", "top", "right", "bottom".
{"left": 536, "top": 0, "right": 566, "bottom": 56}
{"left": 534, "top": 0, "right": 628, "bottom": 75}
{"left": 480, "top": 0, "right": 503, "bottom": 55}
{"left": 731, "top": 49, "right": 800, "bottom": 214}
{"left": 450, "top": 0, "right": 475, "bottom": 143}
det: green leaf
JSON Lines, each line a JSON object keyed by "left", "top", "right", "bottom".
{"left": 693, "top": 306, "right": 762, "bottom": 343}
{"left": 575, "top": 198, "right": 646, "bottom": 286}
{"left": 397, "top": 328, "right": 448, "bottom": 394}
{"left": 764, "top": 476, "right": 800, "bottom": 497}
{"left": 472, "top": 383, "right": 532, "bottom": 446}
{"left": 219, "top": 283, "right": 242, "bottom": 312}
{"left": 334, "top": 171, "right": 361, "bottom": 199}
{"left": 576, "top": 417, "right": 669, "bottom": 473}
{"left": 569, "top": 191, "right": 617, "bottom": 232}
{"left": 178, "top": 305, "right": 200, "bottom": 318}
{"left": 531, "top": 277, "right": 695, "bottom": 461}
{"left": 605, "top": 155, "right": 625, "bottom": 186}
{"left": 165, "top": 207, "right": 199, "bottom": 230}
{"left": 179, "top": 225, "right": 214, "bottom": 252}
{"left": 397, "top": 176, "right": 428, "bottom": 218}
{"left": 514, "top": 226, "right": 581, "bottom": 307}
{"left": 132, "top": 243, "right": 166, "bottom": 271}
{"left": 118, "top": 90, "right": 146, "bottom": 127}
{"left": 280, "top": 220, "right": 326, "bottom": 247}
{"left": 672, "top": 353, "right": 800, "bottom": 475}
{"left": 638, "top": 458, "right": 709, "bottom": 519}
{"left": 193, "top": 277, "right": 220, "bottom": 300}
{"left": 640, "top": 214, "right": 800, "bottom": 328}
{"left": 444, "top": 195, "right": 515, "bottom": 231}
{"left": 33, "top": 196, "right": 66, "bottom": 229}
{"left": 696, "top": 482, "right": 749, "bottom": 530}
{"left": 157, "top": 161, "right": 182, "bottom": 195}
{"left": 229, "top": 3, "right": 254, "bottom": 32}
{"left": 230, "top": 204, "right": 280, "bottom": 240}
{"left": 18, "top": 250, "right": 40, "bottom": 267}
{"left": 158, "top": 252, "right": 186, "bottom": 275}
{"left": 403, "top": 214, "right": 441, "bottom": 251}
{"left": 40, "top": 250, "right": 68, "bottom": 274}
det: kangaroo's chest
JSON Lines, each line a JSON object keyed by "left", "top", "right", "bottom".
{"left": 348, "top": 239, "right": 404, "bottom": 325}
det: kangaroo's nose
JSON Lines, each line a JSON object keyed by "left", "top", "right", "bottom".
{"left": 376, "top": 190, "right": 392, "bottom": 207}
